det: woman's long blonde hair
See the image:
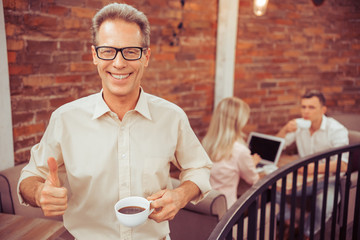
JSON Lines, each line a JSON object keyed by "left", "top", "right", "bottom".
{"left": 202, "top": 97, "right": 250, "bottom": 162}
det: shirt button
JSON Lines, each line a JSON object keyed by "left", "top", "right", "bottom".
{"left": 122, "top": 154, "right": 126, "bottom": 158}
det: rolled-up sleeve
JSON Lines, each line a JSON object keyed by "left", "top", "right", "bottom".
{"left": 172, "top": 112, "right": 212, "bottom": 203}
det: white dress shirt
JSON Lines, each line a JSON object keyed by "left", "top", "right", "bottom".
{"left": 17, "top": 89, "right": 212, "bottom": 240}
{"left": 284, "top": 115, "right": 349, "bottom": 162}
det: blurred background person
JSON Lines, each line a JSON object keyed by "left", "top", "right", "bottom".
{"left": 202, "top": 97, "right": 260, "bottom": 208}
{"left": 276, "top": 90, "right": 349, "bottom": 237}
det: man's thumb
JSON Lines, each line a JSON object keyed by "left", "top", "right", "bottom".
{"left": 47, "top": 157, "right": 60, "bottom": 187}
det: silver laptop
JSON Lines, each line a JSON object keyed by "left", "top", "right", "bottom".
{"left": 247, "top": 132, "right": 285, "bottom": 173}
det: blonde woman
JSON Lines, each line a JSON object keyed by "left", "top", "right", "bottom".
{"left": 202, "top": 97, "right": 260, "bottom": 207}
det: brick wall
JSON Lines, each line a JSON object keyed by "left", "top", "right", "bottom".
{"left": 4, "top": 0, "right": 217, "bottom": 164}
{"left": 235, "top": 0, "right": 360, "bottom": 134}
{"left": 4, "top": 0, "right": 360, "bottom": 165}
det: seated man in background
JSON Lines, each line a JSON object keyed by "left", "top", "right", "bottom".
{"left": 276, "top": 89, "right": 349, "bottom": 236}
{"left": 277, "top": 90, "right": 349, "bottom": 172}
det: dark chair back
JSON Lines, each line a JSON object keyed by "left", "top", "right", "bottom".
{"left": 208, "top": 143, "right": 360, "bottom": 240}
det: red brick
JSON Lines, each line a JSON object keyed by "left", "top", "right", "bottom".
{"left": 62, "top": 18, "right": 83, "bottom": 29}
{"left": 35, "top": 110, "right": 53, "bottom": 123}
{"left": 27, "top": 40, "right": 57, "bottom": 52}
{"left": 14, "top": 137, "right": 37, "bottom": 153}
{"left": 70, "top": 62, "right": 96, "bottom": 72}
{"left": 14, "top": 150, "right": 31, "bottom": 165}
{"left": 71, "top": 7, "right": 96, "bottom": 18}
{"left": 24, "top": 14, "right": 58, "bottom": 30}
{"left": 7, "top": 51, "right": 16, "bottom": 63}
{"left": 6, "top": 39, "right": 24, "bottom": 51}
{"left": 53, "top": 53, "right": 82, "bottom": 63}
{"left": 50, "top": 97, "right": 76, "bottom": 108}
{"left": 13, "top": 123, "right": 46, "bottom": 139}
{"left": 152, "top": 53, "right": 176, "bottom": 61}
{"left": 5, "top": 23, "right": 17, "bottom": 36}
{"left": 255, "top": 73, "right": 273, "bottom": 80}
{"left": 12, "top": 112, "right": 35, "bottom": 126}
{"left": 38, "top": 64, "right": 67, "bottom": 74}
{"left": 3, "top": 0, "right": 28, "bottom": 10}
{"left": 55, "top": 75, "right": 83, "bottom": 83}
{"left": 13, "top": 98, "right": 48, "bottom": 112}
{"left": 329, "top": 57, "right": 348, "bottom": 64}
{"left": 338, "top": 99, "right": 356, "bottom": 106}
{"left": 59, "top": 41, "right": 84, "bottom": 51}
{"left": 277, "top": 95, "right": 297, "bottom": 103}
{"left": 9, "top": 65, "right": 33, "bottom": 75}
{"left": 47, "top": 6, "right": 69, "bottom": 16}
{"left": 82, "top": 53, "right": 93, "bottom": 61}
{"left": 23, "top": 75, "right": 54, "bottom": 87}
{"left": 274, "top": 19, "right": 293, "bottom": 26}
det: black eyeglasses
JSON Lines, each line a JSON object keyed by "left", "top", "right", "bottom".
{"left": 95, "top": 46, "right": 147, "bottom": 61}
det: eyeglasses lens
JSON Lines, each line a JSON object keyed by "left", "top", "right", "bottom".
{"left": 97, "top": 47, "right": 142, "bottom": 60}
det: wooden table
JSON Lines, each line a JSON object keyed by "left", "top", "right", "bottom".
{"left": 0, "top": 213, "right": 67, "bottom": 240}
{"left": 236, "top": 154, "right": 300, "bottom": 196}
{"left": 275, "top": 154, "right": 325, "bottom": 194}
{"left": 238, "top": 154, "right": 323, "bottom": 195}
{"left": 277, "top": 154, "right": 298, "bottom": 168}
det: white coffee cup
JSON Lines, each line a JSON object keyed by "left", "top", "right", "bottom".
{"left": 114, "top": 196, "right": 153, "bottom": 228}
{"left": 296, "top": 118, "right": 311, "bottom": 129}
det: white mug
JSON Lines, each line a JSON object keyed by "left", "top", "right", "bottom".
{"left": 296, "top": 118, "right": 311, "bottom": 129}
{"left": 114, "top": 196, "right": 153, "bottom": 227}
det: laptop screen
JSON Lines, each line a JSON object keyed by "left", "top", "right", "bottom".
{"left": 247, "top": 132, "right": 285, "bottom": 163}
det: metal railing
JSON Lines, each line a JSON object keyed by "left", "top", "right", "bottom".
{"left": 208, "top": 143, "right": 360, "bottom": 240}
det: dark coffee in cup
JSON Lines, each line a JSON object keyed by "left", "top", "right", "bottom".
{"left": 118, "top": 206, "right": 145, "bottom": 214}
{"left": 115, "top": 196, "right": 153, "bottom": 227}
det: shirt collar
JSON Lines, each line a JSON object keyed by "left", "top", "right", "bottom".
{"left": 135, "top": 88, "right": 152, "bottom": 120}
{"left": 319, "top": 114, "right": 327, "bottom": 130}
{"left": 92, "top": 89, "right": 111, "bottom": 119}
{"left": 92, "top": 88, "right": 152, "bottom": 120}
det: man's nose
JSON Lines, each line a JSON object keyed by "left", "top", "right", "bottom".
{"left": 302, "top": 107, "right": 310, "bottom": 115}
{"left": 112, "top": 52, "right": 127, "bottom": 68}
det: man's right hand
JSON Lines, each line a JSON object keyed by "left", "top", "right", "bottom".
{"left": 276, "top": 119, "right": 297, "bottom": 138}
{"left": 35, "top": 157, "right": 68, "bottom": 216}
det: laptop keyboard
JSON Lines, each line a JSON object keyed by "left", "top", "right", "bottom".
{"left": 256, "top": 163, "right": 265, "bottom": 168}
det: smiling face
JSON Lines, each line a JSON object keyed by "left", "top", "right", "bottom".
{"left": 92, "top": 19, "right": 150, "bottom": 104}
{"left": 300, "top": 96, "right": 327, "bottom": 124}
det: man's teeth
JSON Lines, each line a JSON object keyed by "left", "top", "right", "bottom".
{"left": 111, "top": 73, "right": 129, "bottom": 79}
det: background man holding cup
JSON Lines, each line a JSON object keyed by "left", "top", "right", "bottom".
{"left": 17, "top": 3, "right": 212, "bottom": 240}
{"left": 276, "top": 89, "right": 349, "bottom": 236}
{"left": 276, "top": 89, "right": 349, "bottom": 172}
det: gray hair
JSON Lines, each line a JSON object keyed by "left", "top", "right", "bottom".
{"left": 91, "top": 3, "right": 150, "bottom": 47}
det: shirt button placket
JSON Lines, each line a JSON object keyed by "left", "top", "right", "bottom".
{"left": 118, "top": 121, "right": 131, "bottom": 239}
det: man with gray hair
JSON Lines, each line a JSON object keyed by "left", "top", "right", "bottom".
{"left": 18, "top": 3, "right": 212, "bottom": 240}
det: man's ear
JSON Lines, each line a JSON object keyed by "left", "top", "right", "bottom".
{"left": 91, "top": 45, "right": 98, "bottom": 65}
{"left": 143, "top": 48, "right": 151, "bottom": 67}
{"left": 322, "top": 105, "right": 327, "bottom": 115}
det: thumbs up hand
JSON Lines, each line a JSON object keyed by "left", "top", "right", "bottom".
{"left": 35, "top": 157, "right": 68, "bottom": 216}
{"left": 47, "top": 156, "right": 61, "bottom": 187}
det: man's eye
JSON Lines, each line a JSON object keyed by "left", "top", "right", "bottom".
{"left": 124, "top": 48, "right": 140, "bottom": 54}
{"left": 102, "top": 50, "right": 113, "bottom": 54}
